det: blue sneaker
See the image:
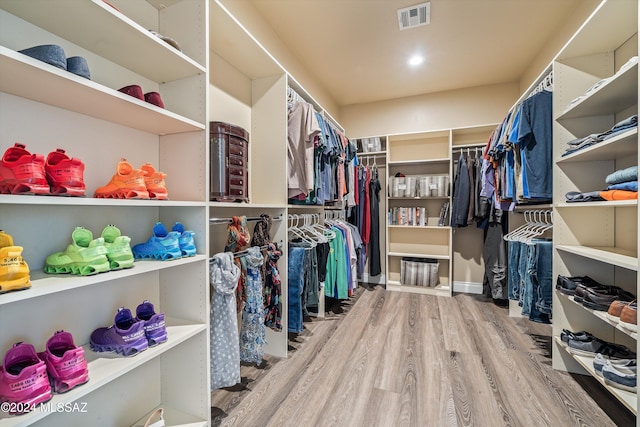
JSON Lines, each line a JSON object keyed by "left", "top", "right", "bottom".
{"left": 90, "top": 308, "right": 148, "bottom": 357}
{"left": 171, "top": 222, "right": 196, "bottom": 257}
{"left": 131, "top": 222, "right": 182, "bottom": 260}
{"left": 136, "top": 300, "right": 167, "bottom": 346}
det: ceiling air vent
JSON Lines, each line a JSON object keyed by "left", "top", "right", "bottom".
{"left": 397, "top": 2, "right": 430, "bottom": 30}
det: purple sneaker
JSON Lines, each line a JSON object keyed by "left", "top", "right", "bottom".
{"left": 136, "top": 300, "right": 167, "bottom": 346}
{"left": 0, "top": 342, "right": 52, "bottom": 412}
{"left": 38, "top": 331, "right": 89, "bottom": 393}
{"left": 90, "top": 308, "right": 148, "bottom": 357}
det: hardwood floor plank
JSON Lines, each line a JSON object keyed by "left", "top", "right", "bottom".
{"left": 211, "top": 287, "right": 633, "bottom": 427}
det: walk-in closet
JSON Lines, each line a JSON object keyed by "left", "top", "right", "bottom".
{"left": 0, "top": 0, "right": 637, "bottom": 426}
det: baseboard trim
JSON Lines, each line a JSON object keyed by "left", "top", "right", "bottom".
{"left": 453, "top": 281, "right": 483, "bottom": 294}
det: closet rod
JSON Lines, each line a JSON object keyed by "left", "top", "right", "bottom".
{"left": 209, "top": 214, "right": 284, "bottom": 224}
{"left": 208, "top": 241, "right": 283, "bottom": 262}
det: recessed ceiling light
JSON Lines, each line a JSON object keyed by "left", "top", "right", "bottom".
{"left": 408, "top": 55, "right": 424, "bottom": 66}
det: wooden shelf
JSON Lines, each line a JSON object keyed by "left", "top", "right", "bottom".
{"left": 388, "top": 252, "right": 450, "bottom": 260}
{"left": 556, "top": 200, "right": 637, "bottom": 209}
{"left": 0, "top": 256, "right": 208, "bottom": 307}
{"left": 388, "top": 158, "right": 450, "bottom": 166}
{"left": 0, "top": 321, "right": 207, "bottom": 427}
{"left": 0, "top": 47, "right": 204, "bottom": 136}
{"left": 556, "top": 245, "right": 637, "bottom": 271}
{"left": 554, "top": 337, "right": 637, "bottom": 414}
{"left": 386, "top": 281, "right": 450, "bottom": 297}
{"left": 557, "top": 63, "right": 638, "bottom": 120}
{"left": 557, "top": 128, "right": 638, "bottom": 164}
{"left": 357, "top": 150, "right": 386, "bottom": 157}
{"left": 0, "top": 194, "right": 207, "bottom": 207}
{"left": 559, "top": 293, "right": 638, "bottom": 341}
{"left": 0, "top": 0, "right": 206, "bottom": 82}
{"left": 388, "top": 196, "right": 449, "bottom": 201}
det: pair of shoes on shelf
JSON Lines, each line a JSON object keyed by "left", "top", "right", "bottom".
{"left": 44, "top": 225, "right": 134, "bottom": 276}
{"left": 0, "top": 230, "right": 31, "bottom": 294}
{"left": 18, "top": 44, "right": 91, "bottom": 79}
{"left": 566, "top": 331, "right": 636, "bottom": 359}
{"left": 132, "top": 222, "right": 196, "bottom": 261}
{"left": 118, "top": 85, "right": 164, "bottom": 109}
{"left": 0, "top": 331, "right": 89, "bottom": 413}
{"left": 90, "top": 301, "right": 167, "bottom": 357}
{"left": 593, "top": 354, "right": 638, "bottom": 392}
{"left": 555, "top": 275, "right": 602, "bottom": 296}
{"left": 611, "top": 301, "right": 638, "bottom": 332}
{"left": 94, "top": 159, "right": 168, "bottom": 200}
{"left": 0, "top": 143, "right": 86, "bottom": 196}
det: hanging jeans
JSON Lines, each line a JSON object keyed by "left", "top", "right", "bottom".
{"left": 519, "top": 240, "right": 551, "bottom": 323}
{"left": 507, "top": 240, "right": 521, "bottom": 301}
{"left": 288, "top": 246, "right": 305, "bottom": 333}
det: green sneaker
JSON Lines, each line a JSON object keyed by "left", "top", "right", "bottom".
{"left": 101, "top": 225, "right": 134, "bottom": 270}
{"left": 44, "top": 227, "right": 110, "bottom": 276}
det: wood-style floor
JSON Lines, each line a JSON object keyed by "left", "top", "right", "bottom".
{"left": 211, "top": 286, "right": 635, "bottom": 427}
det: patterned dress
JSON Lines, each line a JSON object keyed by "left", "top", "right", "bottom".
{"left": 239, "top": 246, "right": 267, "bottom": 364}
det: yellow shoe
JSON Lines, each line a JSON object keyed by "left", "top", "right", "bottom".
{"left": 0, "top": 230, "right": 31, "bottom": 293}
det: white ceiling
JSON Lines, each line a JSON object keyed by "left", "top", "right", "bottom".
{"left": 247, "top": 0, "right": 593, "bottom": 106}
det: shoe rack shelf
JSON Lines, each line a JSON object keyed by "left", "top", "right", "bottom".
{"left": 551, "top": 0, "right": 638, "bottom": 416}
{"left": 560, "top": 293, "right": 638, "bottom": 341}
{"left": 0, "top": 1, "right": 210, "bottom": 426}
{"left": 554, "top": 337, "right": 637, "bottom": 414}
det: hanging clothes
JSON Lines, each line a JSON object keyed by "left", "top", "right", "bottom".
{"left": 368, "top": 168, "right": 382, "bottom": 276}
{"left": 263, "top": 243, "right": 283, "bottom": 332}
{"left": 210, "top": 252, "right": 241, "bottom": 390}
{"left": 224, "top": 216, "right": 251, "bottom": 312}
{"left": 239, "top": 247, "right": 267, "bottom": 364}
{"left": 287, "top": 101, "right": 321, "bottom": 199}
{"left": 451, "top": 153, "right": 470, "bottom": 227}
{"left": 482, "top": 209, "right": 508, "bottom": 300}
{"left": 288, "top": 246, "right": 305, "bottom": 333}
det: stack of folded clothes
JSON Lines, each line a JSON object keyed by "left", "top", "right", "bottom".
{"left": 565, "top": 165, "right": 638, "bottom": 203}
{"left": 556, "top": 275, "right": 635, "bottom": 311}
{"left": 561, "top": 329, "right": 637, "bottom": 392}
{"left": 562, "top": 114, "right": 638, "bottom": 157}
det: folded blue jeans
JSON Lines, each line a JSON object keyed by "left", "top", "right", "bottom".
{"left": 288, "top": 247, "right": 305, "bottom": 333}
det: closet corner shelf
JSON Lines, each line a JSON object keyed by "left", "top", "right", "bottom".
{"left": 556, "top": 128, "right": 638, "bottom": 164}
{"left": 0, "top": 320, "right": 207, "bottom": 427}
{"left": 388, "top": 252, "right": 450, "bottom": 260}
{"left": 210, "top": 202, "right": 286, "bottom": 209}
{"left": 0, "top": 47, "right": 204, "bottom": 135}
{"left": 559, "top": 293, "right": 638, "bottom": 340}
{"left": 553, "top": 336, "right": 637, "bottom": 414}
{"left": 513, "top": 203, "right": 553, "bottom": 211}
{"left": 555, "top": 245, "right": 637, "bottom": 271}
{"left": 556, "top": 62, "right": 638, "bottom": 121}
{"left": 1, "top": 0, "right": 206, "bottom": 82}
{"left": 386, "top": 281, "right": 450, "bottom": 296}
{"left": 388, "top": 158, "right": 450, "bottom": 166}
{"left": 131, "top": 407, "right": 207, "bottom": 427}
{"left": 556, "top": 200, "right": 637, "bottom": 209}
{"left": 0, "top": 256, "right": 207, "bottom": 307}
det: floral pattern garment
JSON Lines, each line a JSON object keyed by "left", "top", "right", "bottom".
{"left": 239, "top": 246, "right": 267, "bottom": 364}
{"left": 263, "top": 242, "right": 283, "bottom": 331}
{"left": 224, "top": 215, "right": 251, "bottom": 312}
{"left": 210, "top": 252, "right": 241, "bottom": 390}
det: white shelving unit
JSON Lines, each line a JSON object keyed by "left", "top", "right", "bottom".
{"left": 0, "top": 1, "right": 209, "bottom": 426}
{"left": 551, "top": 0, "right": 638, "bottom": 417}
{"left": 385, "top": 130, "right": 453, "bottom": 296}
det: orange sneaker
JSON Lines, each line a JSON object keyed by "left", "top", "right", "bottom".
{"left": 94, "top": 159, "right": 149, "bottom": 199}
{"left": 45, "top": 149, "right": 86, "bottom": 197}
{"left": 0, "top": 143, "right": 50, "bottom": 195}
{"left": 141, "top": 163, "right": 168, "bottom": 200}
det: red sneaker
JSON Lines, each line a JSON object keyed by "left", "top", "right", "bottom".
{"left": 0, "top": 143, "right": 50, "bottom": 195}
{"left": 45, "top": 149, "right": 86, "bottom": 196}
